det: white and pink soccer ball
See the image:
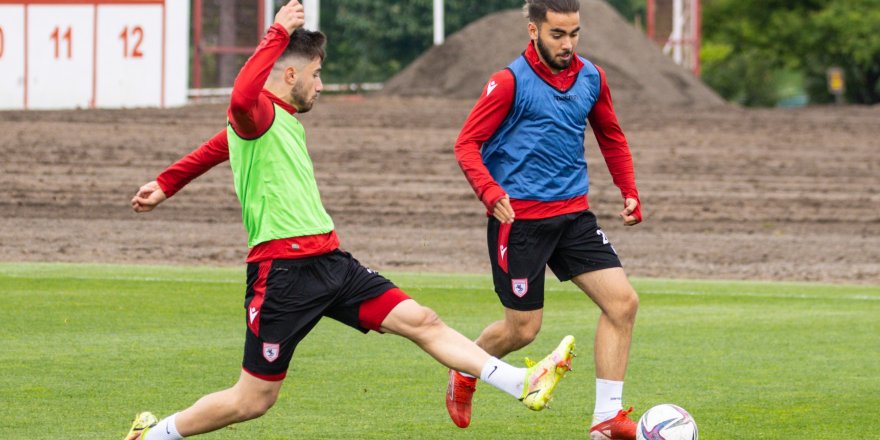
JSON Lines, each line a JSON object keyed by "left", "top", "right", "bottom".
{"left": 636, "top": 404, "right": 698, "bottom": 440}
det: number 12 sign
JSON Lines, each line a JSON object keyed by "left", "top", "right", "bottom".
{"left": 0, "top": 0, "right": 189, "bottom": 110}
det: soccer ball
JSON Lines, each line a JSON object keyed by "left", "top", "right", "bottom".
{"left": 636, "top": 404, "right": 698, "bottom": 440}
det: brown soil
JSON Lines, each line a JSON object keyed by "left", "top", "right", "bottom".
{"left": 1, "top": 1, "right": 877, "bottom": 285}
{"left": 1, "top": 96, "right": 878, "bottom": 284}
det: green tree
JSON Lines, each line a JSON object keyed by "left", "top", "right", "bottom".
{"left": 701, "top": 0, "right": 880, "bottom": 105}
{"left": 802, "top": 0, "right": 880, "bottom": 103}
{"left": 317, "top": 0, "right": 521, "bottom": 84}
{"left": 605, "top": 0, "right": 645, "bottom": 22}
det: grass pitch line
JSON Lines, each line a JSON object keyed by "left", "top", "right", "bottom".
{"left": 0, "top": 273, "right": 242, "bottom": 285}
{"left": 631, "top": 288, "right": 880, "bottom": 302}
{"left": 407, "top": 283, "right": 880, "bottom": 302}
{"left": 1, "top": 263, "right": 876, "bottom": 302}
{"left": 0, "top": 273, "right": 876, "bottom": 303}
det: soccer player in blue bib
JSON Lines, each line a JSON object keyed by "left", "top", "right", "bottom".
{"left": 448, "top": 1, "right": 643, "bottom": 438}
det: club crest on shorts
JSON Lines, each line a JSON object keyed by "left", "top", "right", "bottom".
{"left": 511, "top": 278, "right": 529, "bottom": 297}
{"left": 262, "top": 342, "right": 280, "bottom": 363}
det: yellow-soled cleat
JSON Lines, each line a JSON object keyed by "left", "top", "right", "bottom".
{"left": 519, "top": 335, "right": 576, "bottom": 411}
{"left": 123, "top": 411, "right": 158, "bottom": 440}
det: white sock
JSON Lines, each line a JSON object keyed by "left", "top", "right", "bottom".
{"left": 593, "top": 378, "right": 624, "bottom": 422}
{"left": 144, "top": 413, "right": 183, "bottom": 440}
{"left": 479, "top": 356, "right": 526, "bottom": 398}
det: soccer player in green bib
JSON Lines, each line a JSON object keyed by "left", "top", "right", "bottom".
{"left": 123, "top": 2, "right": 575, "bottom": 439}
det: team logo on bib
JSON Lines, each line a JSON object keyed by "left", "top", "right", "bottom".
{"left": 512, "top": 278, "right": 529, "bottom": 297}
{"left": 262, "top": 342, "right": 280, "bottom": 363}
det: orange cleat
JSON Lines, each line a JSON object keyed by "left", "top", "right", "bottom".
{"left": 445, "top": 369, "right": 477, "bottom": 428}
{"left": 590, "top": 407, "right": 637, "bottom": 440}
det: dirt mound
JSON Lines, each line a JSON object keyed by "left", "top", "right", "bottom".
{"left": 383, "top": 0, "right": 724, "bottom": 108}
{"left": 1, "top": 97, "right": 878, "bottom": 284}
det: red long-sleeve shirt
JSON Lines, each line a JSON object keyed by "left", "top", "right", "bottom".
{"left": 454, "top": 42, "right": 641, "bottom": 221}
{"left": 156, "top": 24, "right": 339, "bottom": 262}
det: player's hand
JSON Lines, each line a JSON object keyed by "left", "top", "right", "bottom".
{"left": 493, "top": 195, "right": 515, "bottom": 224}
{"left": 275, "top": 0, "right": 305, "bottom": 35}
{"left": 131, "top": 181, "right": 167, "bottom": 213}
{"left": 620, "top": 197, "right": 641, "bottom": 226}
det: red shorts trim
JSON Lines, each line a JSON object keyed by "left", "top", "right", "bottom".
{"left": 242, "top": 366, "right": 287, "bottom": 382}
{"left": 497, "top": 222, "right": 511, "bottom": 273}
{"left": 358, "top": 287, "right": 411, "bottom": 332}
{"left": 247, "top": 260, "right": 272, "bottom": 337}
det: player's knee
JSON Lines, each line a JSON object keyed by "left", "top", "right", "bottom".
{"left": 230, "top": 386, "right": 278, "bottom": 421}
{"left": 412, "top": 305, "right": 443, "bottom": 330}
{"left": 400, "top": 305, "right": 445, "bottom": 343}
{"left": 383, "top": 300, "right": 446, "bottom": 340}
{"left": 609, "top": 288, "right": 639, "bottom": 325}
{"left": 507, "top": 322, "right": 540, "bottom": 349}
{"left": 511, "top": 329, "right": 538, "bottom": 349}
{"left": 624, "top": 289, "right": 640, "bottom": 319}
{"left": 236, "top": 394, "right": 277, "bottom": 421}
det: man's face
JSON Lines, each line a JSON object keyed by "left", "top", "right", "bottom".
{"left": 530, "top": 11, "right": 580, "bottom": 72}
{"left": 290, "top": 57, "right": 323, "bottom": 113}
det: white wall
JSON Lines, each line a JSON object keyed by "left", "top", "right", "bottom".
{"left": 0, "top": 0, "right": 189, "bottom": 110}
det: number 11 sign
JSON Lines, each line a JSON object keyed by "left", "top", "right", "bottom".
{"left": 0, "top": 0, "right": 189, "bottom": 110}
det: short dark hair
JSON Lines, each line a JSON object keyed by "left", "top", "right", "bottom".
{"left": 282, "top": 28, "right": 326, "bottom": 62}
{"left": 523, "top": 0, "right": 580, "bottom": 24}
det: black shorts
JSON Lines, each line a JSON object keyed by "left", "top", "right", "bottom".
{"left": 242, "top": 249, "right": 402, "bottom": 380}
{"left": 487, "top": 210, "right": 622, "bottom": 311}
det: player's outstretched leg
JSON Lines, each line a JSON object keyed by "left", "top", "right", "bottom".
{"left": 446, "top": 369, "right": 477, "bottom": 428}
{"left": 519, "top": 335, "right": 576, "bottom": 411}
{"left": 589, "top": 407, "right": 637, "bottom": 440}
{"left": 123, "top": 412, "right": 158, "bottom": 440}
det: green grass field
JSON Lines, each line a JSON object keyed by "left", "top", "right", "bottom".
{"left": 1, "top": 263, "right": 878, "bottom": 439}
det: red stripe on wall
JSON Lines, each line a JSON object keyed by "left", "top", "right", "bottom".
{"left": 23, "top": 4, "right": 28, "bottom": 109}
{"left": 90, "top": 3, "right": 97, "bottom": 107}
{"left": 0, "top": 1, "right": 164, "bottom": 4}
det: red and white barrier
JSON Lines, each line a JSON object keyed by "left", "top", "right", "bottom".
{"left": 0, "top": 0, "right": 188, "bottom": 110}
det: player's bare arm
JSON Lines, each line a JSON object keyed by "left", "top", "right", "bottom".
{"left": 619, "top": 197, "right": 640, "bottom": 226}
{"left": 131, "top": 181, "right": 167, "bottom": 213}
{"left": 275, "top": 0, "right": 305, "bottom": 34}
